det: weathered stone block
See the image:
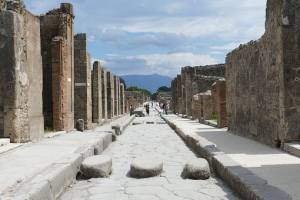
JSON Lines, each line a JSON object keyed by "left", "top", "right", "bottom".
{"left": 92, "top": 61, "right": 103, "bottom": 123}
{"left": 0, "top": 6, "right": 44, "bottom": 142}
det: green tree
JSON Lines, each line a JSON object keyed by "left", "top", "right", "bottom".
{"left": 157, "top": 86, "right": 171, "bottom": 92}
{"left": 127, "top": 86, "right": 151, "bottom": 97}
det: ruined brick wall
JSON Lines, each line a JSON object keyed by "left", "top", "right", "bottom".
{"left": 212, "top": 80, "right": 227, "bottom": 128}
{"left": 226, "top": 0, "right": 300, "bottom": 146}
{"left": 0, "top": 5, "right": 44, "bottom": 142}
{"left": 125, "top": 91, "right": 145, "bottom": 109}
{"left": 40, "top": 3, "right": 74, "bottom": 131}
{"left": 92, "top": 61, "right": 103, "bottom": 123}
{"left": 180, "top": 64, "right": 225, "bottom": 116}
{"left": 74, "top": 33, "right": 92, "bottom": 129}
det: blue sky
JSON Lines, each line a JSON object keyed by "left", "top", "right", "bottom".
{"left": 24, "top": 0, "right": 267, "bottom": 78}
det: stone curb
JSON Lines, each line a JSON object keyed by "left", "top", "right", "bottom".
{"left": 111, "top": 115, "right": 135, "bottom": 136}
{"left": 160, "top": 114, "right": 292, "bottom": 200}
{"left": 1, "top": 133, "right": 113, "bottom": 200}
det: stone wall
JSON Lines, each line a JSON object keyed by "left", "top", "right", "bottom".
{"left": 179, "top": 64, "right": 225, "bottom": 117}
{"left": 0, "top": 3, "right": 44, "bottom": 142}
{"left": 211, "top": 80, "right": 227, "bottom": 128}
{"left": 226, "top": 0, "right": 300, "bottom": 146}
{"left": 40, "top": 3, "right": 74, "bottom": 131}
{"left": 125, "top": 91, "right": 148, "bottom": 109}
{"left": 74, "top": 33, "right": 92, "bottom": 129}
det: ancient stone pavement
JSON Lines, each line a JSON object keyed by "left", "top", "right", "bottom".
{"left": 60, "top": 109, "right": 239, "bottom": 200}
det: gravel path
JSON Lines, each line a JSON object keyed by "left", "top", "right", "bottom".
{"left": 60, "top": 110, "right": 239, "bottom": 200}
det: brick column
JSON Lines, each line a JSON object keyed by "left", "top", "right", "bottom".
{"left": 212, "top": 80, "right": 227, "bottom": 128}
{"left": 101, "top": 68, "right": 108, "bottom": 120}
{"left": 92, "top": 61, "right": 103, "bottom": 123}
{"left": 107, "top": 72, "right": 115, "bottom": 119}
{"left": 51, "top": 37, "right": 74, "bottom": 131}
{"left": 113, "top": 76, "right": 118, "bottom": 116}
{"left": 74, "top": 33, "right": 92, "bottom": 129}
{"left": 40, "top": 3, "right": 74, "bottom": 131}
{"left": 120, "top": 83, "right": 125, "bottom": 114}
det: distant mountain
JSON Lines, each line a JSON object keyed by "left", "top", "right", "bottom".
{"left": 121, "top": 74, "right": 172, "bottom": 93}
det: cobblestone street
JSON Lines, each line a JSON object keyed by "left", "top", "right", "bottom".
{"left": 60, "top": 110, "right": 239, "bottom": 200}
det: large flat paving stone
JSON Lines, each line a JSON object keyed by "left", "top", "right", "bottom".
{"left": 130, "top": 158, "right": 163, "bottom": 178}
{"left": 81, "top": 155, "right": 112, "bottom": 178}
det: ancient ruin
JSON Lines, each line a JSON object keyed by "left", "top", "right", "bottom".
{"left": 0, "top": 1, "right": 128, "bottom": 142}
{"left": 40, "top": 3, "right": 75, "bottom": 132}
{"left": 74, "top": 33, "right": 92, "bottom": 129}
{"left": 226, "top": 0, "right": 300, "bottom": 146}
{"left": 172, "top": 64, "right": 225, "bottom": 119}
{"left": 0, "top": 1, "right": 44, "bottom": 142}
{"left": 211, "top": 80, "right": 227, "bottom": 128}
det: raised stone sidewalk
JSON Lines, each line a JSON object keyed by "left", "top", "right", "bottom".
{"left": 0, "top": 114, "right": 134, "bottom": 200}
{"left": 162, "top": 114, "right": 300, "bottom": 200}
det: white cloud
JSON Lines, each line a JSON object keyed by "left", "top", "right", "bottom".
{"left": 100, "top": 52, "right": 218, "bottom": 77}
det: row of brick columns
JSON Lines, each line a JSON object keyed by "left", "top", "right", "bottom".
{"left": 0, "top": 3, "right": 127, "bottom": 143}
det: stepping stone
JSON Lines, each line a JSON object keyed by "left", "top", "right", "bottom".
{"left": 182, "top": 158, "right": 210, "bottom": 180}
{"left": 130, "top": 158, "right": 163, "bottom": 178}
{"left": 132, "top": 122, "right": 142, "bottom": 126}
{"left": 76, "top": 119, "right": 84, "bottom": 132}
{"left": 81, "top": 155, "right": 112, "bottom": 178}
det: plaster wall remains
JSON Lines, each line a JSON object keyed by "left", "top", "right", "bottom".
{"left": 226, "top": 0, "right": 300, "bottom": 146}
{"left": 0, "top": 2, "right": 44, "bottom": 142}
{"left": 74, "top": 33, "right": 92, "bottom": 129}
{"left": 40, "top": 3, "right": 74, "bottom": 131}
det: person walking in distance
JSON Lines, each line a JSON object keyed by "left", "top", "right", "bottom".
{"left": 130, "top": 105, "right": 134, "bottom": 116}
{"left": 146, "top": 104, "right": 150, "bottom": 116}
